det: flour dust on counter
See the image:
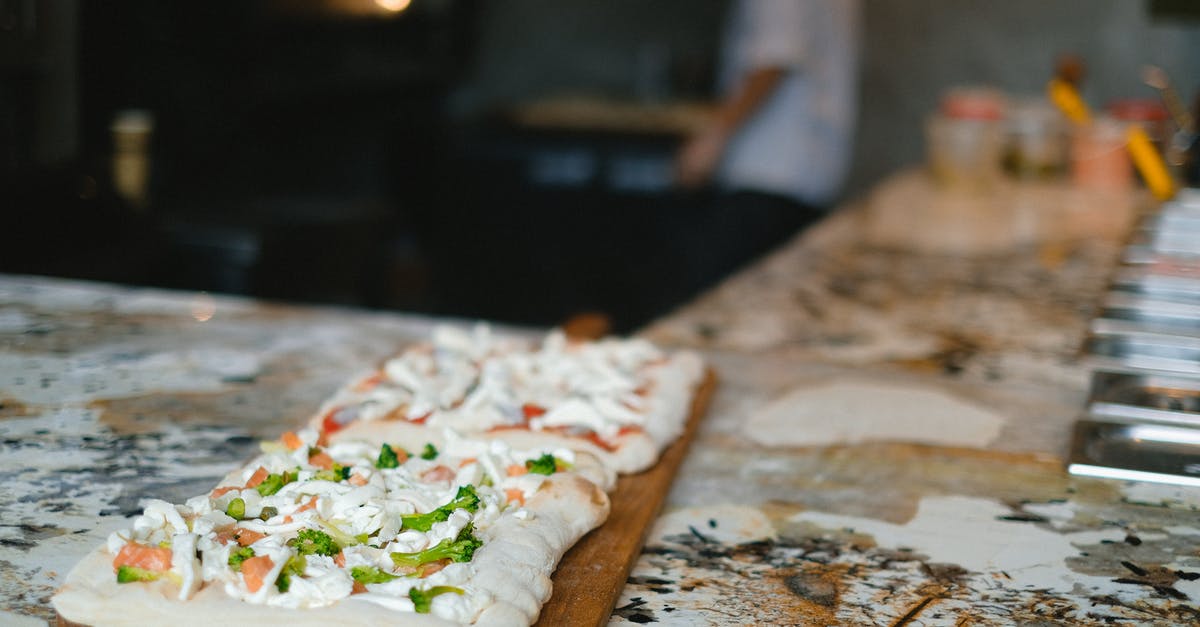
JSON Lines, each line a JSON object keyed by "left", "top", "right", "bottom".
{"left": 0, "top": 277, "right": 455, "bottom": 623}
{"left": 617, "top": 493, "right": 1200, "bottom": 625}
{"left": 746, "top": 379, "right": 1006, "bottom": 449}
{"left": 643, "top": 205, "right": 1121, "bottom": 391}
{"left": 0, "top": 407, "right": 257, "bottom": 623}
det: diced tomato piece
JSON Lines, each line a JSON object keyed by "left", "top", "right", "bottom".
{"left": 348, "top": 473, "right": 368, "bottom": 486}
{"left": 505, "top": 488, "right": 526, "bottom": 505}
{"left": 458, "top": 457, "right": 477, "bottom": 468}
{"left": 333, "top": 551, "right": 346, "bottom": 568}
{"left": 245, "top": 466, "right": 270, "bottom": 489}
{"left": 584, "top": 432, "right": 618, "bottom": 452}
{"left": 308, "top": 451, "right": 334, "bottom": 470}
{"left": 506, "top": 464, "right": 528, "bottom": 477}
{"left": 295, "top": 496, "right": 319, "bottom": 514}
{"left": 281, "top": 431, "right": 304, "bottom": 451}
{"left": 488, "top": 424, "right": 529, "bottom": 433}
{"left": 234, "top": 528, "right": 266, "bottom": 547}
{"left": 352, "top": 371, "right": 384, "bottom": 392}
{"left": 408, "top": 412, "right": 431, "bottom": 425}
{"left": 521, "top": 403, "right": 546, "bottom": 420}
{"left": 351, "top": 581, "right": 368, "bottom": 594}
{"left": 240, "top": 555, "right": 275, "bottom": 593}
{"left": 321, "top": 409, "right": 346, "bottom": 436}
{"left": 210, "top": 486, "right": 240, "bottom": 498}
{"left": 112, "top": 542, "right": 173, "bottom": 573}
{"left": 420, "top": 465, "right": 455, "bottom": 482}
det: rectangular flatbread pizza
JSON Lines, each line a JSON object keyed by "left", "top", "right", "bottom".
{"left": 54, "top": 428, "right": 609, "bottom": 626}
{"left": 315, "top": 325, "right": 705, "bottom": 477}
{"left": 53, "top": 325, "right": 706, "bottom": 626}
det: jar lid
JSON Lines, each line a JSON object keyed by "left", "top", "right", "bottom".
{"left": 1107, "top": 99, "right": 1169, "bottom": 123}
{"left": 940, "top": 86, "right": 1007, "bottom": 121}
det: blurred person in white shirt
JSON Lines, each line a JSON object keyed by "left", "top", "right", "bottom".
{"left": 675, "top": 0, "right": 860, "bottom": 282}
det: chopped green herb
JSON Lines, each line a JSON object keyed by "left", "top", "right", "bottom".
{"left": 227, "top": 546, "right": 255, "bottom": 572}
{"left": 350, "top": 565, "right": 400, "bottom": 585}
{"left": 313, "top": 464, "right": 352, "bottom": 482}
{"left": 525, "top": 453, "right": 558, "bottom": 475}
{"left": 275, "top": 554, "right": 307, "bottom": 593}
{"left": 420, "top": 443, "right": 438, "bottom": 460}
{"left": 400, "top": 485, "right": 480, "bottom": 532}
{"left": 376, "top": 443, "right": 401, "bottom": 469}
{"left": 409, "top": 586, "right": 464, "bottom": 613}
{"left": 288, "top": 528, "right": 340, "bottom": 556}
{"left": 116, "top": 565, "right": 161, "bottom": 583}
{"left": 225, "top": 497, "right": 246, "bottom": 520}
{"left": 255, "top": 470, "right": 294, "bottom": 496}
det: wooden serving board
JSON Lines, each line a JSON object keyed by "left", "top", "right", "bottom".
{"left": 534, "top": 369, "right": 716, "bottom": 627}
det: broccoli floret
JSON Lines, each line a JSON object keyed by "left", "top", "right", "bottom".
{"left": 376, "top": 443, "right": 401, "bottom": 469}
{"left": 525, "top": 453, "right": 559, "bottom": 475}
{"left": 312, "top": 464, "right": 352, "bottom": 482}
{"left": 116, "top": 565, "right": 162, "bottom": 583}
{"left": 446, "top": 484, "right": 480, "bottom": 513}
{"left": 400, "top": 485, "right": 481, "bottom": 532}
{"left": 275, "top": 554, "right": 307, "bottom": 593}
{"left": 227, "top": 546, "right": 255, "bottom": 572}
{"left": 390, "top": 527, "right": 481, "bottom": 569}
{"left": 409, "top": 586, "right": 464, "bottom": 613}
{"left": 288, "top": 528, "right": 341, "bottom": 556}
{"left": 225, "top": 497, "right": 246, "bottom": 519}
{"left": 399, "top": 508, "right": 450, "bottom": 533}
{"left": 420, "top": 443, "right": 438, "bottom": 460}
{"left": 312, "top": 520, "right": 369, "bottom": 548}
{"left": 349, "top": 565, "right": 400, "bottom": 585}
{"left": 255, "top": 470, "right": 294, "bottom": 496}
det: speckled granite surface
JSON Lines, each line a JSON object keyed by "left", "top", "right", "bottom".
{"left": 0, "top": 279, "right": 458, "bottom": 623}
{"left": 622, "top": 202, "right": 1200, "bottom": 625}
{"left": 3, "top": 192, "right": 1200, "bottom": 625}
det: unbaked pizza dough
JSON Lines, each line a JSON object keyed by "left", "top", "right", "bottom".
{"left": 746, "top": 379, "right": 1005, "bottom": 448}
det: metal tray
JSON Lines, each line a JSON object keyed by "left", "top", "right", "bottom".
{"left": 1087, "top": 370, "right": 1200, "bottom": 426}
{"left": 1167, "top": 188, "right": 1200, "bottom": 209}
{"left": 1110, "top": 266, "right": 1200, "bottom": 302}
{"left": 1151, "top": 232, "right": 1200, "bottom": 257}
{"left": 1121, "top": 245, "right": 1200, "bottom": 266}
{"left": 1084, "top": 330, "right": 1200, "bottom": 376}
{"left": 1095, "top": 293, "right": 1200, "bottom": 336}
{"left": 1068, "top": 419, "right": 1200, "bottom": 486}
{"left": 1143, "top": 212, "right": 1200, "bottom": 234}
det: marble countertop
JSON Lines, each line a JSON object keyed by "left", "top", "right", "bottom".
{"left": 3, "top": 181, "right": 1199, "bottom": 625}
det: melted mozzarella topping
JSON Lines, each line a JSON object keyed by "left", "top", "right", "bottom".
{"left": 327, "top": 325, "right": 687, "bottom": 445}
{"left": 109, "top": 433, "right": 566, "bottom": 620}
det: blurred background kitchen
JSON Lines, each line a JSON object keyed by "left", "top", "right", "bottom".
{"left": 3, "top": 0, "right": 1199, "bottom": 332}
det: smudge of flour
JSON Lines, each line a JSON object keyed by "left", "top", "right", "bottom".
{"left": 746, "top": 380, "right": 1005, "bottom": 448}
{"left": 0, "top": 348, "right": 261, "bottom": 405}
{"left": 790, "top": 495, "right": 1124, "bottom": 595}
{"left": 648, "top": 504, "right": 775, "bottom": 545}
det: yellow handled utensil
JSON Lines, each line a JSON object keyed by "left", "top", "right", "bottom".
{"left": 1047, "top": 78, "right": 1091, "bottom": 126}
{"left": 1127, "top": 123, "right": 1175, "bottom": 201}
